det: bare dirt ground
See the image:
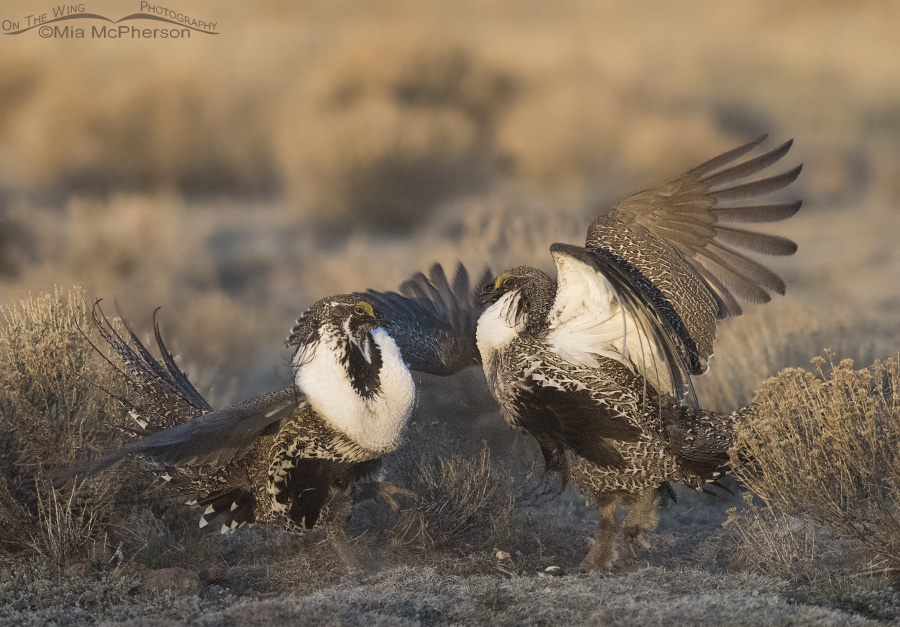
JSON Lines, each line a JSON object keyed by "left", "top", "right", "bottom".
{"left": 2, "top": 484, "right": 895, "bottom": 626}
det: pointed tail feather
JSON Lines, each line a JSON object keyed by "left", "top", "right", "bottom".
{"left": 196, "top": 489, "right": 255, "bottom": 533}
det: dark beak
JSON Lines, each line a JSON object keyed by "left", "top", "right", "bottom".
{"left": 478, "top": 281, "right": 500, "bottom": 306}
{"left": 369, "top": 310, "right": 386, "bottom": 328}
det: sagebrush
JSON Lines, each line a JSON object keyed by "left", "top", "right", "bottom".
{"left": 728, "top": 354, "right": 900, "bottom": 577}
{"left": 0, "top": 287, "right": 156, "bottom": 565}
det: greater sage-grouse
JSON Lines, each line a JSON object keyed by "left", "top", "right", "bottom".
{"left": 476, "top": 135, "right": 801, "bottom": 571}
{"left": 69, "top": 264, "right": 487, "bottom": 557}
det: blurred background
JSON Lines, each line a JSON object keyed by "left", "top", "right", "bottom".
{"left": 0, "top": 0, "right": 898, "bottom": 411}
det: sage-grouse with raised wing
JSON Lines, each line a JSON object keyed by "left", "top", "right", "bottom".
{"left": 477, "top": 136, "right": 801, "bottom": 571}
{"left": 69, "top": 263, "right": 487, "bottom": 555}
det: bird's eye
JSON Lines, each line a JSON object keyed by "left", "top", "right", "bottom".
{"left": 353, "top": 301, "right": 374, "bottom": 317}
{"left": 503, "top": 277, "right": 514, "bottom": 287}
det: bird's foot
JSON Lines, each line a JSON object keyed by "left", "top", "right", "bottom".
{"left": 356, "top": 481, "right": 418, "bottom": 511}
{"left": 578, "top": 540, "right": 616, "bottom": 573}
{"left": 622, "top": 528, "right": 652, "bottom": 552}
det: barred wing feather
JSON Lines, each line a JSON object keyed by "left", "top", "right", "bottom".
{"left": 359, "top": 262, "right": 491, "bottom": 376}
{"left": 585, "top": 135, "right": 802, "bottom": 374}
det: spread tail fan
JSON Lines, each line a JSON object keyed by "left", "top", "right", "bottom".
{"left": 88, "top": 300, "right": 211, "bottom": 430}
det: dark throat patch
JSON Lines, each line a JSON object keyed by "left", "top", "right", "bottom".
{"left": 340, "top": 333, "right": 383, "bottom": 398}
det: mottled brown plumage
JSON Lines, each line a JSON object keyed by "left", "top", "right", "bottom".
{"left": 79, "top": 300, "right": 404, "bottom": 536}
{"left": 477, "top": 136, "right": 801, "bottom": 570}
{"left": 69, "top": 261, "right": 488, "bottom": 544}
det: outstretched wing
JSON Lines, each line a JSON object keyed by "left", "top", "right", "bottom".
{"left": 65, "top": 387, "right": 303, "bottom": 479}
{"left": 546, "top": 244, "right": 698, "bottom": 407}
{"left": 90, "top": 301, "right": 211, "bottom": 430}
{"left": 586, "top": 135, "right": 802, "bottom": 374}
{"left": 359, "top": 262, "right": 492, "bottom": 376}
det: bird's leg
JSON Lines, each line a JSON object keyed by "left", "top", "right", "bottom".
{"left": 580, "top": 497, "right": 618, "bottom": 572}
{"left": 621, "top": 489, "right": 660, "bottom": 553}
{"left": 323, "top": 490, "right": 360, "bottom": 569}
{"left": 351, "top": 481, "right": 418, "bottom": 511}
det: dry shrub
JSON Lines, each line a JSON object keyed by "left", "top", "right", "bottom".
{"left": 726, "top": 493, "right": 842, "bottom": 579}
{"left": 391, "top": 440, "right": 514, "bottom": 553}
{"left": 276, "top": 24, "right": 514, "bottom": 228}
{"left": 0, "top": 286, "right": 153, "bottom": 565}
{"left": 728, "top": 354, "right": 900, "bottom": 577}
{"left": 495, "top": 69, "right": 735, "bottom": 191}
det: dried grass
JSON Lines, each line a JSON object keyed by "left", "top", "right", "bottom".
{"left": 391, "top": 441, "right": 514, "bottom": 553}
{"left": 0, "top": 286, "right": 153, "bottom": 565}
{"left": 728, "top": 354, "right": 900, "bottom": 578}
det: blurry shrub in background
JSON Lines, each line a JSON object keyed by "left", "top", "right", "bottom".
{"left": 3, "top": 63, "right": 277, "bottom": 196}
{"left": 0, "top": 22, "right": 749, "bottom": 232}
{"left": 276, "top": 25, "right": 515, "bottom": 229}
{"left": 495, "top": 71, "right": 733, "bottom": 190}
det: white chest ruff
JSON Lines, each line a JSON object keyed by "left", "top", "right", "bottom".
{"left": 295, "top": 328, "right": 415, "bottom": 454}
{"left": 476, "top": 291, "right": 526, "bottom": 374}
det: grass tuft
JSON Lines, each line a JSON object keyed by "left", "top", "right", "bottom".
{"left": 391, "top": 441, "right": 514, "bottom": 553}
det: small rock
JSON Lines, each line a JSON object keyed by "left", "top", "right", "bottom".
{"left": 495, "top": 550, "right": 511, "bottom": 561}
{"left": 752, "top": 589, "right": 760, "bottom": 597}
{"left": 539, "top": 566, "right": 565, "bottom": 577}
{"left": 0, "top": 565, "right": 12, "bottom": 584}
{"left": 139, "top": 567, "right": 199, "bottom": 597}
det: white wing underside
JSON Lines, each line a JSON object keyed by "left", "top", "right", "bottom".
{"left": 546, "top": 250, "right": 673, "bottom": 396}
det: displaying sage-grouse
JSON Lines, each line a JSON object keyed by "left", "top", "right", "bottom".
{"left": 476, "top": 135, "right": 802, "bottom": 571}
{"left": 69, "top": 263, "right": 487, "bottom": 557}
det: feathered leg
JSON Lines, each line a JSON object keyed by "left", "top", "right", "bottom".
{"left": 580, "top": 497, "right": 618, "bottom": 572}
{"left": 323, "top": 489, "right": 359, "bottom": 569}
{"left": 620, "top": 489, "right": 660, "bottom": 552}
